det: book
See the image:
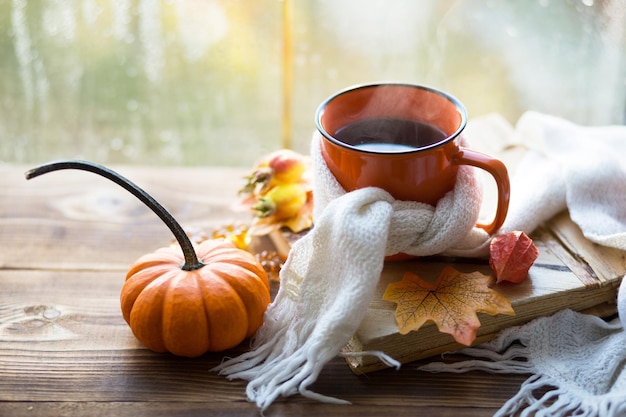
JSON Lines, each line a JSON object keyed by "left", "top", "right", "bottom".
{"left": 269, "top": 212, "right": 624, "bottom": 373}
{"left": 344, "top": 212, "right": 624, "bottom": 373}
{"left": 267, "top": 115, "right": 626, "bottom": 373}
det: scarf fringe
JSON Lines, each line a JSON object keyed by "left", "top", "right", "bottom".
{"left": 215, "top": 329, "right": 374, "bottom": 410}
{"left": 218, "top": 345, "right": 347, "bottom": 410}
{"left": 422, "top": 347, "right": 626, "bottom": 417}
{"left": 341, "top": 350, "right": 402, "bottom": 370}
{"left": 214, "top": 297, "right": 401, "bottom": 410}
{"left": 496, "top": 374, "right": 626, "bottom": 417}
{"left": 214, "top": 313, "right": 401, "bottom": 410}
{"left": 213, "top": 230, "right": 389, "bottom": 410}
{"left": 419, "top": 323, "right": 535, "bottom": 375}
{"left": 419, "top": 311, "right": 626, "bottom": 417}
{"left": 217, "top": 348, "right": 402, "bottom": 411}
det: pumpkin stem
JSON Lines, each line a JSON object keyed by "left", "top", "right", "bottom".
{"left": 25, "top": 160, "right": 204, "bottom": 271}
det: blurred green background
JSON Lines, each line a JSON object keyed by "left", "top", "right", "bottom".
{"left": 1, "top": 0, "right": 624, "bottom": 166}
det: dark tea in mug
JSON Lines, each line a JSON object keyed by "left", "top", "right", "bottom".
{"left": 316, "top": 83, "right": 510, "bottom": 235}
{"left": 334, "top": 116, "right": 447, "bottom": 152}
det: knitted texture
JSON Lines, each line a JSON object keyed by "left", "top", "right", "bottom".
{"left": 419, "top": 112, "right": 626, "bottom": 417}
{"left": 215, "top": 133, "right": 487, "bottom": 410}
{"left": 419, "top": 309, "right": 626, "bottom": 417}
{"left": 503, "top": 111, "right": 626, "bottom": 250}
{"left": 217, "top": 112, "right": 626, "bottom": 414}
{"left": 310, "top": 133, "right": 489, "bottom": 257}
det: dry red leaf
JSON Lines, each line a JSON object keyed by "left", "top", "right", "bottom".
{"left": 490, "top": 231, "right": 539, "bottom": 284}
{"left": 382, "top": 267, "right": 515, "bottom": 346}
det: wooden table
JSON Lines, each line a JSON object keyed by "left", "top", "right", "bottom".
{"left": 0, "top": 164, "right": 563, "bottom": 416}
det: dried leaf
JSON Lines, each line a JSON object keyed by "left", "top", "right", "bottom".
{"left": 490, "top": 231, "right": 539, "bottom": 284}
{"left": 382, "top": 266, "right": 515, "bottom": 346}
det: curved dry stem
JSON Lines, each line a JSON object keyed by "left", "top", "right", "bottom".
{"left": 25, "top": 160, "right": 204, "bottom": 271}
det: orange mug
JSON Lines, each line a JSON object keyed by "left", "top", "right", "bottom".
{"left": 315, "top": 82, "right": 510, "bottom": 235}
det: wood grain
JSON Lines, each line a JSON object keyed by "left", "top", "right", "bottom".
{"left": 1, "top": 164, "right": 530, "bottom": 417}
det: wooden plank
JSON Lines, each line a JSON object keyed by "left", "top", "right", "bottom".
{"left": 1, "top": 162, "right": 614, "bottom": 416}
{"left": 0, "top": 268, "right": 245, "bottom": 403}
{"left": 0, "top": 269, "right": 527, "bottom": 414}
{"left": 1, "top": 165, "right": 252, "bottom": 270}
{"left": 0, "top": 270, "right": 134, "bottom": 347}
{"left": 0, "top": 402, "right": 513, "bottom": 417}
{"left": 546, "top": 211, "right": 626, "bottom": 284}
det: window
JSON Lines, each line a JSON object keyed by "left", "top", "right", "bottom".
{"left": 1, "top": 0, "right": 624, "bottom": 166}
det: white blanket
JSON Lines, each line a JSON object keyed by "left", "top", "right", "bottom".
{"left": 420, "top": 112, "right": 626, "bottom": 417}
{"left": 216, "top": 111, "right": 626, "bottom": 415}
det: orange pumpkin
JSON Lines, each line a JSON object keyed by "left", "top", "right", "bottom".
{"left": 121, "top": 239, "right": 270, "bottom": 356}
{"left": 26, "top": 160, "right": 270, "bottom": 357}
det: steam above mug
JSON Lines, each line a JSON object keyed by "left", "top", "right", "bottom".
{"left": 316, "top": 82, "right": 510, "bottom": 235}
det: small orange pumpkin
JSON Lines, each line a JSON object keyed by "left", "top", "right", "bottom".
{"left": 26, "top": 160, "right": 270, "bottom": 357}
{"left": 121, "top": 239, "right": 270, "bottom": 356}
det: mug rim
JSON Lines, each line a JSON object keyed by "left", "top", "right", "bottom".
{"left": 315, "top": 82, "right": 468, "bottom": 154}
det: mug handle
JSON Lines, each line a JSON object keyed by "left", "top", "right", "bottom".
{"left": 453, "top": 148, "right": 510, "bottom": 235}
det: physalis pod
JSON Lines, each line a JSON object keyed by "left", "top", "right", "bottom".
{"left": 489, "top": 231, "right": 538, "bottom": 284}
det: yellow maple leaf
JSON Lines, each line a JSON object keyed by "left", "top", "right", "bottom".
{"left": 382, "top": 266, "right": 515, "bottom": 346}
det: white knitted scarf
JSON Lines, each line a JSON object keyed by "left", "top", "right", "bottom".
{"left": 215, "top": 134, "right": 489, "bottom": 410}
{"left": 419, "top": 112, "right": 626, "bottom": 417}
{"left": 420, "top": 301, "right": 626, "bottom": 417}
{"left": 216, "top": 112, "right": 626, "bottom": 415}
